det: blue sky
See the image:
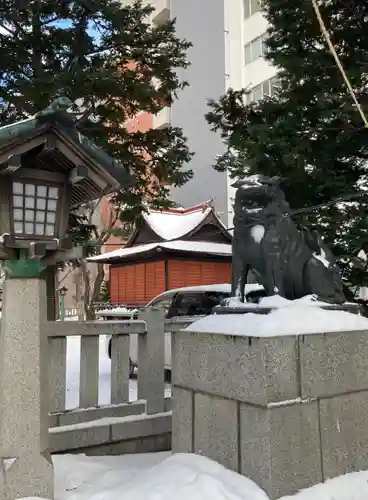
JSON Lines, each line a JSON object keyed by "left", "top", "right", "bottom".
{"left": 55, "top": 19, "right": 101, "bottom": 41}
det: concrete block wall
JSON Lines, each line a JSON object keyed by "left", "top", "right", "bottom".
{"left": 171, "top": 329, "right": 368, "bottom": 499}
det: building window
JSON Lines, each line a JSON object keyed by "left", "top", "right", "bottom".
{"left": 244, "top": 0, "right": 260, "bottom": 19}
{"left": 244, "top": 35, "right": 268, "bottom": 64}
{"left": 245, "top": 76, "right": 280, "bottom": 104}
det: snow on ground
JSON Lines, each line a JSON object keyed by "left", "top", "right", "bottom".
{"left": 115, "top": 453, "right": 268, "bottom": 500}
{"left": 65, "top": 335, "right": 137, "bottom": 408}
{"left": 16, "top": 308, "right": 368, "bottom": 500}
{"left": 278, "top": 470, "right": 368, "bottom": 500}
{"left": 65, "top": 335, "right": 171, "bottom": 409}
{"left": 54, "top": 452, "right": 170, "bottom": 500}
{"left": 19, "top": 453, "right": 368, "bottom": 500}
{"left": 19, "top": 452, "right": 268, "bottom": 500}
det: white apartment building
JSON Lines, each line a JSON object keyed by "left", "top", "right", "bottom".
{"left": 145, "top": 0, "right": 277, "bottom": 227}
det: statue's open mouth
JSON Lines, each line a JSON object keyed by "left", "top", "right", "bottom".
{"left": 241, "top": 192, "right": 271, "bottom": 212}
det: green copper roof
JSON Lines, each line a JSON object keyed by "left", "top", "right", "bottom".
{"left": 0, "top": 97, "right": 135, "bottom": 189}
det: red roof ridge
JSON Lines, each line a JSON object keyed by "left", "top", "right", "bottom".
{"left": 148, "top": 200, "right": 214, "bottom": 216}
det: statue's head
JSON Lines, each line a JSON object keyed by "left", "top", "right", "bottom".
{"left": 232, "top": 175, "right": 287, "bottom": 217}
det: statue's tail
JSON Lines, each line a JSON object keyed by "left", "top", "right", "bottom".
{"left": 300, "top": 226, "right": 345, "bottom": 304}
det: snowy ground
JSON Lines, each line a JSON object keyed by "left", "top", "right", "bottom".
{"left": 23, "top": 452, "right": 368, "bottom": 500}
{"left": 65, "top": 335, "right": 170, "bottom": 409}
{"left": 23, "top": 325, "right": 368, "bottom": 500}
{"left": 65, "top": 334, "right": 133, "bottom": 408}
{"left": 53, "top": 452, "right": 171, "bottom": 500}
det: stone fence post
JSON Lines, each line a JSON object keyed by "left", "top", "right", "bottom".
{"left": 138, "top": 307, "right": 165, "bottom": 415}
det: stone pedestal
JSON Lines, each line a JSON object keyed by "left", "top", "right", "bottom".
{"left": 172, "top": 327, "right": 368, "bottom": 499}
{"left": 0, "top": 278, "right": 53, "bottom": 500}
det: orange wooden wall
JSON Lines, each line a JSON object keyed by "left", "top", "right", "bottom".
{"left": 109, "top": 260, "right": 231, "bottom": 305}
{"left": 110, "top": 261, "right": 165, "bottom": 305}
{"left": 167, "top": 261, "right": 231, "bottom": 290}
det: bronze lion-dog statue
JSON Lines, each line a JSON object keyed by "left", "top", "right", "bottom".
{"left": 231, "top": 175, "right": 345, "bottom": 304}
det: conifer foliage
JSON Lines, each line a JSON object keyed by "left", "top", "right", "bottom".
{"left": 206, "top": 0, "right": 368, "bottom": 292}
{"left": 0, "top": 0, "right": 193, "bottom": 222}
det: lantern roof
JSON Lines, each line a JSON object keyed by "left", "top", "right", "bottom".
{"left": 0, "top": 98, "right": 135, "bottom": 207}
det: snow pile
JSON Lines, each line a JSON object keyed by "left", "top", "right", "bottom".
{"left": 16, "top": 453, "right": 267, "bottom": 500}
{"left": 106, "top": 453, "right": 268, "bottom": 500}
{"left": 279, "top": 469, "right": 368, "bottom": 500}
{"left": 54, "top": 452, "right": 170, "bottom": 500}
{"left": 187, "top": 305, "right": 368, "bottom": 336}
{"left": 13, "top": 453, "right": 368, "bottom": 500}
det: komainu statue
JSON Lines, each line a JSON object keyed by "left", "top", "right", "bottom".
{"left": 232, "top": 175, "right": 345, "bottom": 304}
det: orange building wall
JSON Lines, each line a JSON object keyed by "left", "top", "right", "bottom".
{"left": 110, "top": 261, "right": 165, "bottom": 305}
{"left": 167, "top": 260, "right": 231, "bottom": 290}
{"left": 109, "top": 260, "right": 231, "bottom": 306}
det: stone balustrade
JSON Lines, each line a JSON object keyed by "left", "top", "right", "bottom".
{"left": 47, "top": 308, "right": 167, "bottom": 416}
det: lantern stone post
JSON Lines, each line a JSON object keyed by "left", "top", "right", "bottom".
{"left": 0, "top": 98, "right": 134, "bottom": 499}
{"left": 0, "top": 259, "right": 52, "bottom": 500}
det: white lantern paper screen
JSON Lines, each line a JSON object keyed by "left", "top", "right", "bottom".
{"left": 12, "top": 181, "right": 59, "bottom": 237}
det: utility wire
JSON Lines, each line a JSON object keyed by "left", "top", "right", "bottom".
{"left": 79, "top": 190, "right": 367, "bottom": 246}
{"left": 311, "top": 0, "right": 368, "bottom": 128}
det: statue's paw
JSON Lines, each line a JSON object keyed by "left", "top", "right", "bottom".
{"left": 221, "top": 296, "right": 244, "bottom": 308}
{"left": 221, "top": 297, "right": 232, "bottom": 307}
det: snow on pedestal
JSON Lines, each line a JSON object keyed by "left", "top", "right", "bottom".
{"left": 171, "top": 299, "right": 368, "bottom": 499}
{"left": 188, "top": 295, "right": 368, "bottom": 336}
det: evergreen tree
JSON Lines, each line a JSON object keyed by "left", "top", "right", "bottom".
{"left": 0, "top": 0, "right": 193, "bottom": 223}
{"left": 206, "top": 0, "right": 368, "bottom": 293}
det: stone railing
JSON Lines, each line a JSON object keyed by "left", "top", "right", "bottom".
{"left": 48, "top": 308, "right": 167, "bottom": 415}
{"left": 46, "top": 308, "right": 172, "bottom": 454}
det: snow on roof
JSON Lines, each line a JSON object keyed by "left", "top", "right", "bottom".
{"left": 143, "top": 201, "right": 227, "bottom": 241}
{"left": 187, "top": 303, "right": 368, "bottom": 337}
{"left": 87, "top": 240, "right": 232, "bottom": 263}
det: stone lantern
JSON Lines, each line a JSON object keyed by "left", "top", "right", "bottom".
{"left": 0, "top": 98, "right": 134, "bottom": 500}
{"left": 57, "top": 285, "right": 68, "bottom": 321}
{"left": 0, "top": 97, "right": 133, "bottom": 266}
